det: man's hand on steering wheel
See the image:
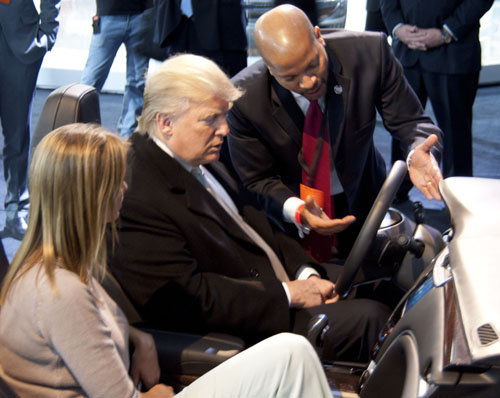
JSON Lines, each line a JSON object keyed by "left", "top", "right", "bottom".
{"left": 408, "top": 134, "right": 443, "bottom": 201}
{"left": 301, "top": 195, "right": 356, "bottom": 236}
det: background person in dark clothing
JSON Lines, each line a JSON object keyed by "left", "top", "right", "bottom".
{"left": 381, "top": 0, "right": 494, "bottom": 182}
{"left": 365, "top": 0, "right": 387, "bottom": 34}
{"left": 153, "top": 0, "right": 248, "bottom": 77}
{"left": 0, "top": 0, "right": 61, "bottom": 240}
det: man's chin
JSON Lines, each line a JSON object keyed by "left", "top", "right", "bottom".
{"left": 201, "top": 152, "right": 220, "bottom": 165}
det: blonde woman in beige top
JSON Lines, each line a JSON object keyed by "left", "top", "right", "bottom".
{"left": 0, "top": 123, "right": 331, "bottom": 398}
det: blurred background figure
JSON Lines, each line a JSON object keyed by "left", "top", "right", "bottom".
{"left": 0, "top": 0, "right": 61, "bottom": 240}
{"left": 153, "top": 0, "right": 247, "bottom": 77}
{"left": 381, "top": 0, "right": 494, "bottom": 200}
{"left": 80, "top": 0, "right": 150, "bottom": 138}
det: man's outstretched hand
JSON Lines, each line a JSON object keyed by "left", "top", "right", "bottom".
{"left": 408, "top": 134, "right": 443, "bottom": 201}
{"left": 301, "top": 195, "right": 356, "bottom": 236}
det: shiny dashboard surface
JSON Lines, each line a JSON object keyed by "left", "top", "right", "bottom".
{"left": 440, "top": 177, "right": 500, "bottom": 365}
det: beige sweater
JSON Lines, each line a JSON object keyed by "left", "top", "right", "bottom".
{"left": 0, "top": 264, "right": 139, "bottom": 398}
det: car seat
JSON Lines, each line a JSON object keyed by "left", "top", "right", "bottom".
{"left": 31, "top": 83, "right": 101, "bottom": 154}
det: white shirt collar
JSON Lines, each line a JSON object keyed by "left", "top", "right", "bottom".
{"left": 291, "top": 92, "right": 326, "bottom": 115}
{"left": 150, "top": 133, "right": 194, "bottom": 173}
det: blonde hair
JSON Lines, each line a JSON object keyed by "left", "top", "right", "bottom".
{"left": 0, "top": 124, "right": 128, "bottom": 304}
{"left": 137, "top": 53, "right": 244, "bottom": 135}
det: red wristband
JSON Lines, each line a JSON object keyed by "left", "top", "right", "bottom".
{"left": 295, "top": 204, "right": 305, "bottom": 225}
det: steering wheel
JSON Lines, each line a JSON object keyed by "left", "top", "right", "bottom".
{"left": 335, "top": 160, "right": 408, "bottom": 298}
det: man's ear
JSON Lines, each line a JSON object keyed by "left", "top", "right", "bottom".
{"left": 262, "top": 58, "right": 276, "bottom": 77}
{"left": 314, "top": 26, "right": 326, "bottom": 46}
{"left": 156, "top": 113, "right": 172, "bottom": 137}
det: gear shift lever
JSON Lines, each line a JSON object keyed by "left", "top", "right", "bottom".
{"left": 307, "top": 314, "right": 330, "bottom": 356}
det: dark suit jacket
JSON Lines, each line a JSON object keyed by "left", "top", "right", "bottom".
{"left": 366, "top": 0, "right": 381, "bottom": 12}
{"left": 381, "top": 0, "right": 493, "bottom": 74}
{"left": 154, "top": 0, "right": 247, "bottom": 52}
{"left": 109, "top": 133, "right": 322, "bottom": 343}
{"left": 0, "top": 0, "right": 60, "bottom": 64}
{"left": 227, "top": 30, "right": 442, "bottom": 229}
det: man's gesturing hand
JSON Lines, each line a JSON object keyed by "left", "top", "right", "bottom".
{"left": 301, "top": 195, "right": 355, "bottom": 236}
{"left": 408, "top": 134, "right": 443, "bottom": 201}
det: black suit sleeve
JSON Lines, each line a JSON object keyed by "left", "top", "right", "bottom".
{"left": 379, "top": 0, "right": 404, "bottom": 34}
{"left": 442, "top": 0, "right": 493, "bottom": 40}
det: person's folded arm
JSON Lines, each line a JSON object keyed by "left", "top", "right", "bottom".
{"left": 441, "top": 0, "right": 493, "bottom": 40}
{"left": 380, "top": 0, "right": 406, "bottom": 35}
{"left": 38, "top": 0, "right": 61, "bottom": 51}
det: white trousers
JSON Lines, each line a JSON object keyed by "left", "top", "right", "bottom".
{"left": 176, "top": 333, "right": 331, "bottom": 398}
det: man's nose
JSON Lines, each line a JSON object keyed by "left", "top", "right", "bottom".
{"left": 299, "top": 74, "right": 317, "bottom": 90}
{"left": 217, "top": 119, "right": 230, "bottom": 136}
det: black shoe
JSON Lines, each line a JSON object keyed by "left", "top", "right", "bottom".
{"left": 1, "top": 215, "right": 28, "bottom": 240}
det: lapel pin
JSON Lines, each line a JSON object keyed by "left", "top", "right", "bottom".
{"left": 334, "top": 85, "right": 343, "bottom": 95}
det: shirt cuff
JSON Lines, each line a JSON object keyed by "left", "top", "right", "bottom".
{"left": 282, "top": 282, "right": 291, "bottom": 306}
{"left": 442, "top": 24, "right": 458, "bottom": 41}
{"left": 296, "top": 265, "right": 321, "bottom": 280}
{"left": 406, "top": 148, "right": 415, "bottom": 170}
{"left": 283, "top": 196, "right": 310, "bottom": 238}
{"left": 392, "top": 22, "right": 405, "bottom": 38}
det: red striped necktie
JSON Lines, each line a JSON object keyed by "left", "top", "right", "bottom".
{"left": 300, "top": 100, "right": 336, "bottom": 262}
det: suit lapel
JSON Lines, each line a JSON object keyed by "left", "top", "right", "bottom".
{"left": 133, "top": 135, "right": 257, "bottom": 245}
{"left": 326, "top": 48, "right": 350, "bottom": 162}
{"left": 207, "top": 161, "right": 282, "bottom": 257}
{"left": 269, "top": 75, "right": 303, "bottom": 148}
{"left": 184, "top": 167, "right": 263, "bottom": 246}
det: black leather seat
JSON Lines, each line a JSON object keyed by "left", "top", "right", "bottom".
{"left": 31, "top": 83, "right": 101, "bottom": 155}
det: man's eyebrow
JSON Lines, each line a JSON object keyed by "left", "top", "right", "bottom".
{"left": 201, "top": 110, "right": 227, "bottom": 118}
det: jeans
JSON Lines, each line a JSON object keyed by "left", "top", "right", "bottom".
{"left": 80, "top": 13, "right": 149, "bottom": 137}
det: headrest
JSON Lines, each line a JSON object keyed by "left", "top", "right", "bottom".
{"left": 31, "top": 83, "right": 101, "bottom": 152}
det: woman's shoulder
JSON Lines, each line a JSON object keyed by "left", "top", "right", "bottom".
{"left": 15, "top": 264, "right": 94, "bottom": 308}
